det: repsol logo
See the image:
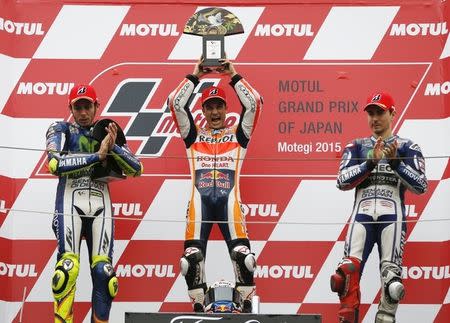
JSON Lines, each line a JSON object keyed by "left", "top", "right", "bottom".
{"left": 254, "top": 24, "right": 314, "bottom": 36}
{"left": 0, "top": 262, "right": 38, "bottom": 277}
{"left": 17, "top": 82, "right": 74, "bottom": 95}
{"left": 242, "top": 204, "right": 279, "bottom": 217}
{"left": 120, "top": 24, "right": 180, "bottom": 36}
{"left": 424, "top": 81, "right": 450, "bottom": 96}
{"left": 402, "top": 266, "right": 450, "bottom": 280}
{"left": 390, "top": 22, "right": 448, "bottom": 36}
{"left": 0, "top": 18, "right": 44, "bottom": 35}
{"left": 116, "top": 264, "right": 176, "bottom": 278}
{"left": 199, "top": 134, "right": 234, "bottom": 143}
{"left": 254, "top": 265, "right": 314, "bottom": 279}
{"left": 112, "top": 203, "right": 143, "bottom": 216}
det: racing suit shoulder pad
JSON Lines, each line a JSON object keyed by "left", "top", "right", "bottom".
{"left": 344, "top": 138, "right": 365, "bottom": 149}
{"left": 46, "top": 121, "right": 70, "bottom": 135}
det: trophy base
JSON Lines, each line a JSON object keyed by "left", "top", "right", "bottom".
{"left": 202, "top": 34, "right": 225, "bottom": 67}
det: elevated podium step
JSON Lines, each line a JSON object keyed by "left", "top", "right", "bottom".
{"left": 125, "top": 312, "right": 322, "bottom": 323}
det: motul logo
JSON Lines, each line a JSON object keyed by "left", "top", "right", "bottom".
{"left": 241, "top": 204, "right": 279, "bottom": 217}
{"left": 17, "top": 82, "right": 74, "bottom": 95}
{"left": 112, "top": 203, "right": 143, "bottom": 216}
{"left": 402, "top": 266, "right": 450, "bottom": 280}
{"left": 254, "top": 265, "right": 314, "bottom": 279}
{"left": 0, "top": 262, "right": 38, "bottom": 277}
{"left": 0, "top": 199, "right": 6, "bottom": 213}
{"left": 390, "top": 22, "right": 448, "bottom": 36}
{"left": 405, "top": 204, "right": 418, "bottom": 217}
{"left": 116, "top": 264, "right": 176, "bottom": 278}
{"left": 255, "top": 24, "right": 314, "bottom": 37}
{"left": 424, "top": 81, "right": 450, "bottom": 96}
{"left": 120, "top": 24, "right": 180, "bottom": 36}
{"left": 0, "top": 18, "right": 44, "bottom": 35}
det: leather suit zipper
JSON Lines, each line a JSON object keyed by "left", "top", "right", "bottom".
{"left": 213, "top": 130, "right": 218, "bottom": 198}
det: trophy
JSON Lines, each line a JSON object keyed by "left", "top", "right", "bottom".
{"left": 183, "top": 7, "right": 244, "bottom": 67}
{"left": 90, "top": 119, "right": 126, "bottom": 183}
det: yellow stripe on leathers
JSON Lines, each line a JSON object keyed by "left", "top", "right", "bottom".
{"left": 233, "top": 146, "right": 247, "bottom": 239}
{"left": 54, "top": 285, "right": 75, "bottom": 323}
{"left": 185, "top": 146, "right": 196, "bottom": 240}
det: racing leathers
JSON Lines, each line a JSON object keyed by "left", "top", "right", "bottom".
{"left": 332, "top": 135, "right": 427, "bottom": 323}
{"left": 46, "top": 120, "right": 142, "bottom": 323}
{"left": 168, "top": 74, "right": 262, "bottom": 311}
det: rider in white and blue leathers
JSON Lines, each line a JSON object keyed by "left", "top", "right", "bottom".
{"left": 46, "top": 84, "right": 142, "bottom": 323}
{"left": 331, "top": 92, "right": 427, "bottom": 323}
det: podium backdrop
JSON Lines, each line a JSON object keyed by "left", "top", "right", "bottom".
{"left": 0, "top": 1, "right": 449, "bottom": 322}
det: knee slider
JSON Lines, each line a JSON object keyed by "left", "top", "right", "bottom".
{"left": 375, "top": 311, "right": 396, "bottom": 323}
{"left": 381, "top": 262, "right": 404, "bottom": 303}
{"left": 52, "top": 253, "right": 80, "bottom": 300}
{"left": 180, "top": 247, "right": 205, "bottom": 289}
{"left": 331, "top": 257, "right": 360, "bottom": 296}
{"left": 231, "top": 245, "right": 256, "bottom": 284}
{"left": 92, "top": 257, "right": 118, "bottom": 298}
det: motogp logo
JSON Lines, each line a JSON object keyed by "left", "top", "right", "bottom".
{"left": 101, "top": 79, "right": 217, "bottom": 156}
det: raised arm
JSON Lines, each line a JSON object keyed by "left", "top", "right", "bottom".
{"left": 167, "top": 65, "right": 200, "bottom": 148}
{"left": 219, "top": 59, "right": 263, "bottom": 148}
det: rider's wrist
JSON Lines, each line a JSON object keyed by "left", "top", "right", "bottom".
{"left": 186, "top": 74, "right": 200, "bottom": 86}
{"left": 229, "top": 74, "right": 242, "bottom": 86}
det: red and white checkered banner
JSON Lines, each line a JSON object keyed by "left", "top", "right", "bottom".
{"left": 0, "top": 1, "right": 449, "bottom": 322}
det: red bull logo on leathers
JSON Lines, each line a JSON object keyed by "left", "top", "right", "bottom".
{"left": 200, "top": 170, "right": 230, "bottom": 181}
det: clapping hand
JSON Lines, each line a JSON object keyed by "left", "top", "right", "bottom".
{"left": 98, "top": 122, "right": 118, "bottom": 161}
{"left": 382, "top": 140, "right": 398, "bottom": 160}
{"left": 372, "top": 137, "right": 385, "bottom": 163}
